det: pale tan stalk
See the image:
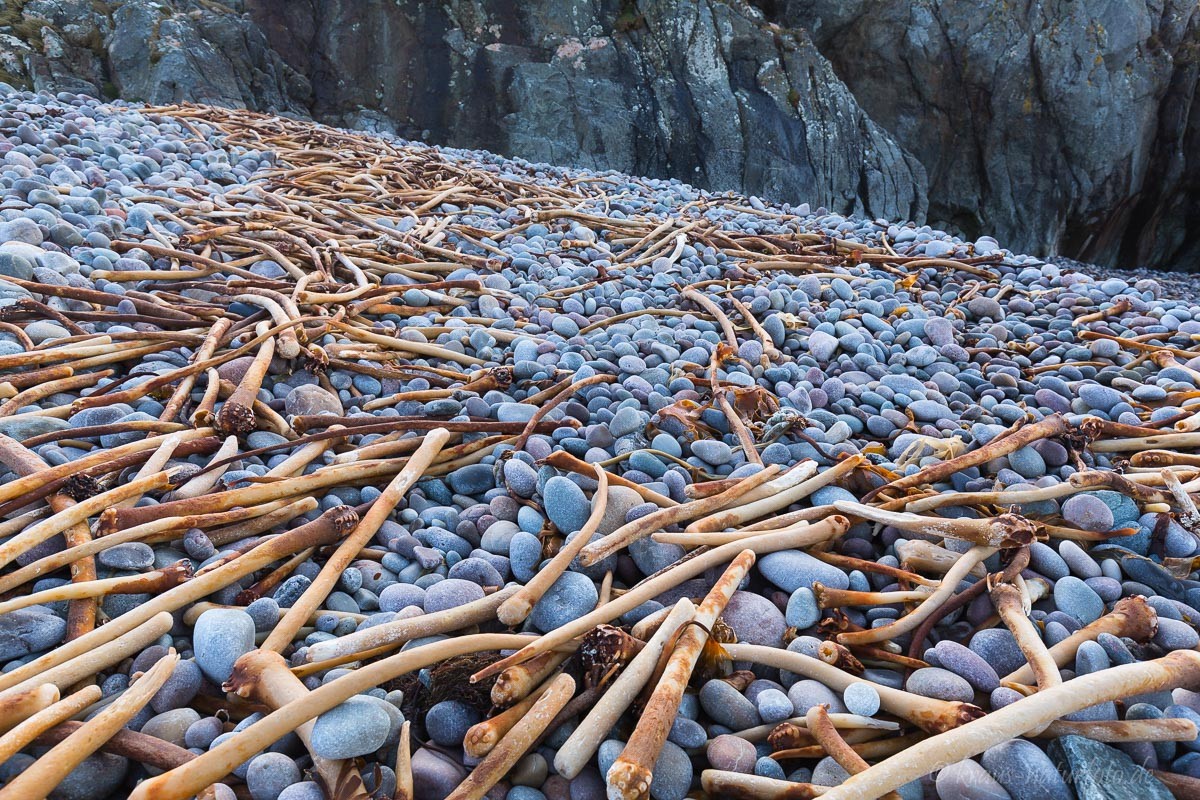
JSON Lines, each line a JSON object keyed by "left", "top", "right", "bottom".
{"left": 0, "top": 498, "right": 300, "bottom": 594}
{"left": 724, "top": 644, "right": 983, "bottom": 733}
{"left": 608, "top": 551, "right": 754, "bottom": 800}
{"left": 159, "top": 318, "right": 232, "bottom": 423}
{"left": 654, "top": 520, "right": 812, "bottom": 547}
{"left": 578, "top": 465, "right": 780, "bottom": 566}
{"left": 833, "top": 501, "right": 1036, "bottom": 548}
{"left": 0, "top": 685, "right": 59, "bottom": 733}
{"left": 446, "top": 674, "right": 576, "bottom": 800}
{"left": 1004, "top": 596, "right": 1158, "bottom": 684}
{"left": 206, "top": 497, "right": 317, "bottom": 546}
{"left": 97, "top": 460, "right": 401, "bottom": 533}
{"left": 233, "top": 294, "right": 302, "bottom": 358}
{"left": 542, "top": 450, "right": 676, "bottom": 507}
{"left": 214, "top": 322, "right": 274, "bottom": 436}
{"left": 114, "top": 432, "right": 186, "bottom": 509}
{"left": 905, "top": 482, "right": 1079, "bottom": 513}
{"left": 0, "top": 470, "right": 173, "bottom": 570}
{"left": 813, "top": 651, "right": 1200, "bottom": 800}
{"left": 835, "top": 546, "right": 995, "bottom": 646}
{"left": 0, "top": 685, "right": 101, "bottom": 764}
{"left": 734, "top": 460, "right": 818, "bottom": 506}
{"left": 805, "top": 705, "right": 903, "bottom": 800}
{"left": 224, "top": 649, "right": 353, "bottom": 794}
{"left": 688, "top": 455, "right": 863, "bottom": 533}
{"left": 895, "top": 539, "right": 988, "bottom": 578}
{"left": 262, "top": 428, "right": 450, "bottom": 652}
{"left": 127, "top": 634, "right": 542, "bottom": 800}
{"left": 464, "top": 682, "right": 552, "bottom": 758}
{"left": 491, "top": 650, "right": 572, "bottom": 708}
{"left": 168, "top": 435, "right": 240, "bottom": 499}
{"left": 0, "top": 429, "right": 213, "bottom": 508}
{"left": 990, "top": 580, "right": 1060, "bottom": 692}
{"left": 0, "top": 563, "right": 191, "bottom": 616}
{"left": 266, "top": 430, "right": 342, "bottom": 476}
{"left": 470, "top": 516, "right": 850, "bottom": 684}
{"left": 0, "top": 651, "right": 177, "bottom": 800}
{"left": 554, "top": 598, "right": 695, "bottom": 779}
{"left": 498, "top": 465, "right": 607, "bottom": 625}
{"left": 874, "top": 414, "right": 1072, "bottom": 495}
{"left": 304, "top": 584, "right": 520, "bottom": 665}
{"left": 394, "top": 721, "right": 412, "bottom": 800}
{"left": 0, "top": 612, "right": 173, "bottom": 698}
{"left": 1038, "top": 717, "right": 1197, "bottom": 742}
{"left": 0, "top": 508, "right": 356, "bottom": 695}
{"left": 1090, "top": 431, "right": 1200, "bottom": 452}
{"left": 700, "top": 772, "right": 827, "bottom": 799}
{"left": 732, "top": 715, "right": 899, "bottom": 743}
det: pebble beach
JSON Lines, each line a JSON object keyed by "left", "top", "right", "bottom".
{"left": 1, "top": 88, "right": 1199, "bottom": 800}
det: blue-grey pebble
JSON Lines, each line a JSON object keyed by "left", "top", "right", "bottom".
{"left": 311, "top": 695, "right": 392, "bottom": 759}
{"left": 194, "top": 609, "right": 255, "bottom": 684}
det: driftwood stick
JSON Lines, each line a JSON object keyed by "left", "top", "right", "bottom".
{"left": 608, "top": 551, "right": 754, "bottom": 800}
{"left": 554, "top": 598, "right": 695, "bottom": 779}
{"left": 471, "top": 516, "right": 849, "bottom": 683}
{"left": 498, "top": 464, "right": 607, "bottom": 625}
{"left": 446, "top": 674, "right": 576, "bottom": 800}
{"left": 262, "top": 428, "right": 450, "bottom": 651}
{"left": 814, "top": 651, "right": 1200, "bottom": 800}
{"left": 0, "top": 650, "right": 177, "bottom": 800}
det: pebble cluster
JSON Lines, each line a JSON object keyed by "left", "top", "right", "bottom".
{"left": 0, "top": 86, "right": 1198, "bottom": 800}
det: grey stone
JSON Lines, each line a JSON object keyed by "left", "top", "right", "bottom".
{"left": 194, "top": 608, "right": 255, "bottom": 684}
{"left": 311, "top": 695, "right": 392, "bottom": 759}
{"left": 0, "top": 608, "right": 67, "bottom": 662}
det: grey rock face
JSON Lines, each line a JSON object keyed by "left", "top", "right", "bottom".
{"left": 4, "top": 0, "right": 304, "bottom": 109}
{"left": 783, "top": 0, "right": 1200, "bottom": 270}
{"left": 247, "top": 0, "right": 927, "bottom": 225}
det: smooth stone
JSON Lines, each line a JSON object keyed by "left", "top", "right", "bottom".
{"left": 691, "top": 439, "right": 733, "bottom": 465}
{"left": 597, "top": 486, "right": 643, "bottom": 536}
{"left": 423, "top": 578, "right": 485, "bottom": 613}
{"left": 529, "top": 570, "right": 598, "bottom": 633}
{"left": 284, "top": 384, "right": 343, "bottom": 417}
{"left": 699, "top": 679, "right": 760, "bottom": 730}
{"left": 906, "top": 667, "right": 975, "bottom": 703}
{"left": 97, "top": 542, "right": 155, "bottom": 571}
{"left": 843, "top": 682, "right": 881, "bottom": 717}
{"left": 934, "top": 640, "right": 1001, "bottom": 693}
{"left": 193, "top": 609, "right": 256, "bottom": 684}
{"left": 311, "top": 695, "right": 392, "bottom": 759}
{"left": 140, "top": 708, "right": 201, "bottom": 747}
{"left": 785, "top": 587, "right": 820, "bottom": 629}
{"left": 0, "top": 607, "right": 67, "bottom": 661}
{"left": 755, "top": 688, "right": 795, "bottom": 723}
{"left": 246, "top": 752, "right": 302, "bottom": 800}
{"left": 0, "top": 415, "right": 70, "bottom": 440}
{"left": 788, "top": 679, "right": 847, "bottom": 716}
{"left": 542, "top": 476, "right": 590, "bottom": 534}
{"left": 981, "top": 739, "right": 1073, "bottom": 800}
{"left": 411, "top": 748, "right": 467, "bottom": 800}
{"left": 1062, "top": 494, "right": 1115, "bottom": 532}
{"left": 707, "top": 734, "right": 757, "bottom": 773}
{"left": 1053, "top": 576, "right": 1105, "bottom": 625}
{"left": 503, "top": 459, "right": 539, "bottom": 498}
{"left": 426, "top": 699, "right": 481, "bottom": 746}
{"left": 720, "top": 590, "right": 785, "bottom": 647}
{"left": 936, "top": 758, "right": 1012, "bottom": 800}
{"left": 759, "top": 550, "right": 849, "bottom": 593}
